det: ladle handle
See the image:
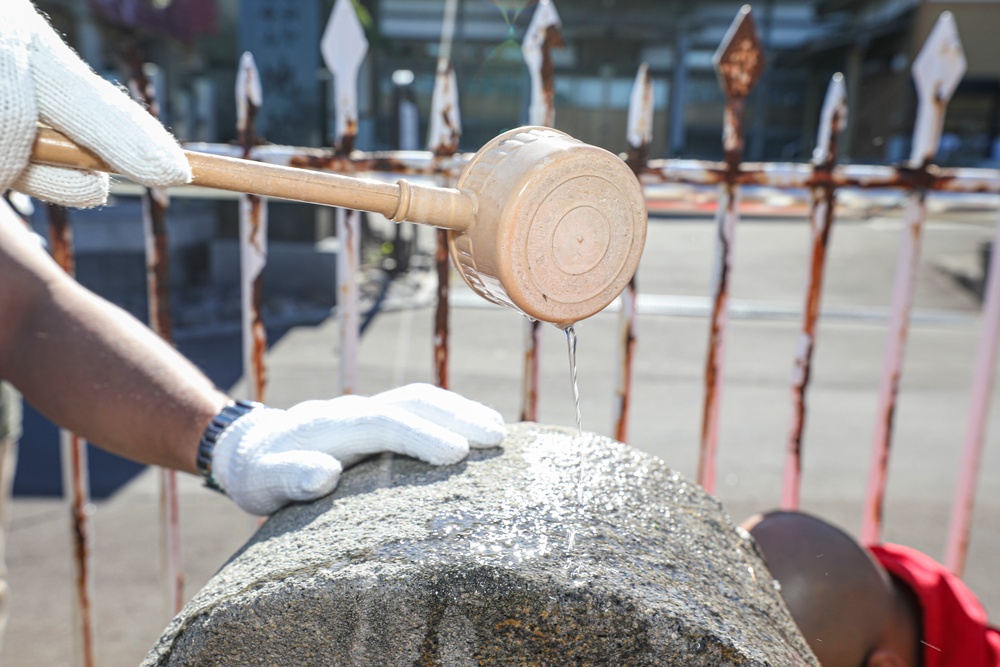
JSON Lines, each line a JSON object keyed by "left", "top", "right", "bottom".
{"left": 30, "top": 126, "right": 475, "bottom": 232}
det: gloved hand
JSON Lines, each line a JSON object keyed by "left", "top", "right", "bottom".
{"left": 0, "top": 0, "right": 191, "bottom": 207}
{"left": 211, "top": 384, "right": 506, "bottom": 515}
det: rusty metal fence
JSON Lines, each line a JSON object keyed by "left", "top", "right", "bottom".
{"left": 34, "top": 2, "right": 1000, "bottom": 665}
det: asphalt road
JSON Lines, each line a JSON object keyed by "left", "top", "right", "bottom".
{"left": 5, "top": 206, "right": 999, "bottom": 666}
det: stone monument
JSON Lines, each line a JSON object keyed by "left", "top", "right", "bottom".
{"left": 143, "top": 424, "right": 817, "bottom": 666}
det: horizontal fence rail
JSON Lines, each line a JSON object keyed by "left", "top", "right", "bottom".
{"left": 28, "top": 4, "right": 1000, "bottom": 664}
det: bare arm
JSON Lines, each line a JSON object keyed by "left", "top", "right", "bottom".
{"left": 0, "top": 200, "right": 228, "bottom": 474}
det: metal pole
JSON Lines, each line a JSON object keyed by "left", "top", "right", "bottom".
{"left": 322, "top": 0, "right": 369, "bottom": 395}
{"left": 236, "top": 52, "right": 269, "bottom": 403}
{"left": 697, "top": 6, "right": 764, "bottom": 493}
{"left": 615, "top": 63, "right": 653, "bottom": 443}
{"left": 861, "top": 13, "right": 966, "bottom": 544}
{"left": 520, "top": 0, "right": 563, "bottom": 422}
{"left": 429, "top": 0, "right": 462, "bottom": 389}
{"left": 47, "top": 205, "right": 96, "bottom": 667}
{"left": 125, "top": 49, "right": 185, "bottom": 618}
{"left": 945, "top": 207, "right": 1000, "bottom": 576}
{"left": 781, "top": 74, "right": 847, "bottom": 510}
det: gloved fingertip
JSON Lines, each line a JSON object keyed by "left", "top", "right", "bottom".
{"left": 286, "top": 456, "right": 343, "bottom": 502}
{"left": 14, "top": 165, "right": 109, "bottom": 208}
{"left": 470, "top": 425, "right": 506, "bottom": 449}
{"left": 424, "top": 444, "right": 470, "bottom": 466}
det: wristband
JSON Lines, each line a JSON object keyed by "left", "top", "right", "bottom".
{"left": 196, "top": 400, "right": 263, "bottom": 492}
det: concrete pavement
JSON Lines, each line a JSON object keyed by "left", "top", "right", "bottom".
{"left": 5, "top": 206, "right": 1000, "bottom": 666}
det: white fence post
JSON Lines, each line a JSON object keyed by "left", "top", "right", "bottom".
{"left": 237, "top": 52, "right": 269, "bottom": 404}
{"left": 322, "top": 0, "right": 369, "bottom": 395}
{"left": 697, "top": 6, "right": 764, "bottom": 494}
{"left": 126, "top": 53, "right": 186, "bottom": 619}
{"left": 861, "top": 13, "right": 966, "bottom": 545}
{"left": 430, "top": 0, "right": 462, "bottom": 390}
{"left": 781, "top": 73, "right": 848, "bottom": 510}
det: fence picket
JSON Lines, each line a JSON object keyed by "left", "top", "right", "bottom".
{"left": 126, "top": 50, "right": 186, "bottom": 619}
{"left": 430, "top": 0, "right": 462, "bottom": 390}
{"left": 322, "top": 0, "right": 369, "bottom": 395}
{"left": 236, "top": 52, "right": 269, "bottom": 404}
{"left": 781, "top": 74, "right": 848, "bottom": 510}
{"left": 861, "top": 13, "right": 967, "bottom": 545}
{"left": 520, "top": 0, "right": 563, "bottom": 422}
{"left": 614, "top": 63, "right": 654, "bottom": 443}
{"left": 698, "top": 6, "right": 764, "bottom": 493}
{"left": 47, "top": 205, "right": 96, "bottom": 667}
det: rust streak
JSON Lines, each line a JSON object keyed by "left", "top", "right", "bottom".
{"left": 614, "top": 278, "right": 638, "bottom": 443}
{"left": 47, "top": 205, "right": 74, "bottom": 274}
{"left": 868, "top": 369, "right": 901, "bottom": 544}
{"left": 147, "top": 193, "right": 173, "bottom": 341}
{"left": 722, "top": 98, "right": 747, "bottom": 169}
{"left": 434, "top": 229, "right": 450, "bottom": 389}
{"left": 68, "top": 433, "right": 95, "bottom": 667}
{"left": 49, "top": 207, "right": 95, "bottom": 665}
{"left": 521, "top": 321, "right": 542, "bottom": 422}
{"left": 339, "top": 119, "right": 359, "bottom": 156}
{"left": 252, "top": 272, "right": 268, "bottom": 402}
{"left": 247, "top": 194, "right": 268, "bottom": 403}
{"left": 540, "top": 24, "right": 565, "bottom": 126}
{"left": 625, "top": 142, "right": 650, "bottom": 176}
{"left": 239, "top": 72, "right": 268, "bottom": 403}
{"left": 786, "top": 103, "right": 842, "bottom": 497}
{"left": 786, "top": 187, "right": 834, "bottom": 486}
{"left": 698, "top": 184, "right": 738, "bottom": 490}
{"left": 435, "top": 103, "right": 460, "bottom": 156}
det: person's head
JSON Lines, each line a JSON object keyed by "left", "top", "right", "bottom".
{"left": 742, "top": 511, "right": 920, "bottom": 667}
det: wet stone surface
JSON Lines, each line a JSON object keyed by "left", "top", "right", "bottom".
{"left": 143, "top": 424, "right": 816, "bottom": 666}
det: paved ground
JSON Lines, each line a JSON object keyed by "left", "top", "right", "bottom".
{"left": 5, "top": 202, "right": 1000, "bottom": 666}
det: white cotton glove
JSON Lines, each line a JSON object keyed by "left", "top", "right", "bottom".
{"left": 0, "top": 0, "right": 191, "bottom": 207}
{"left": 211, "top": 384, "right": 506, "bottom": 515}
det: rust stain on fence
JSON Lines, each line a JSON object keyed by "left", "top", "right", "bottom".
{"left": 521, "top": 321, "right": 541, "bottom": 423}
{"left": 48, "top": 204, "right": 74, "bottom": 275}
{"left": 433, "top": 108, "right": 460, "bottom": 158}
{"left": 539, "top": 24, "right": 565, "bottom": 125}
{"left": 338, "top": 119, "right": 359, "bottom": 156}
{"left": 248, "top": 195, "right": 268, "bottom": 401}
{"left": 145, "top": 194, "right": 173, "bottom": 341}
{"left": 67, "top": 433, "right": 95, "bottom": 667}
{"left": 434, "top": 228, "right": 451, "bottom": 388}
{"left": 614, "top": 280, "right": 637, "bottom": 443}
{"left": 288, "top": 153, "right": 443, "bottom": 175}
{"left": 698, "top": 185, "right": 739, "bottom": 492}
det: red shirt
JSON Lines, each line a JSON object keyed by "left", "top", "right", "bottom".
{"left": 870, "top": 544, "right": 1000, "bottom": 667}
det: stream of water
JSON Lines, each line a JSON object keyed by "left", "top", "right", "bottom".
{"left": 564, "top": 325, "right": 582, "bottom": 434}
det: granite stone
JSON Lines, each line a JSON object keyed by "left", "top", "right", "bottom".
{"left": 143, "top": 423, "right": 817, "bottom": 666}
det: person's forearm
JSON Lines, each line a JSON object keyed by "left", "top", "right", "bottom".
{"left": 0, "top": 204, "right": 228, "bottom": 474}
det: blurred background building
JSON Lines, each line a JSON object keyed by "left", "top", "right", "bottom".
{"left": 31, "top": 0, "right": 1000, "bottom": 165}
